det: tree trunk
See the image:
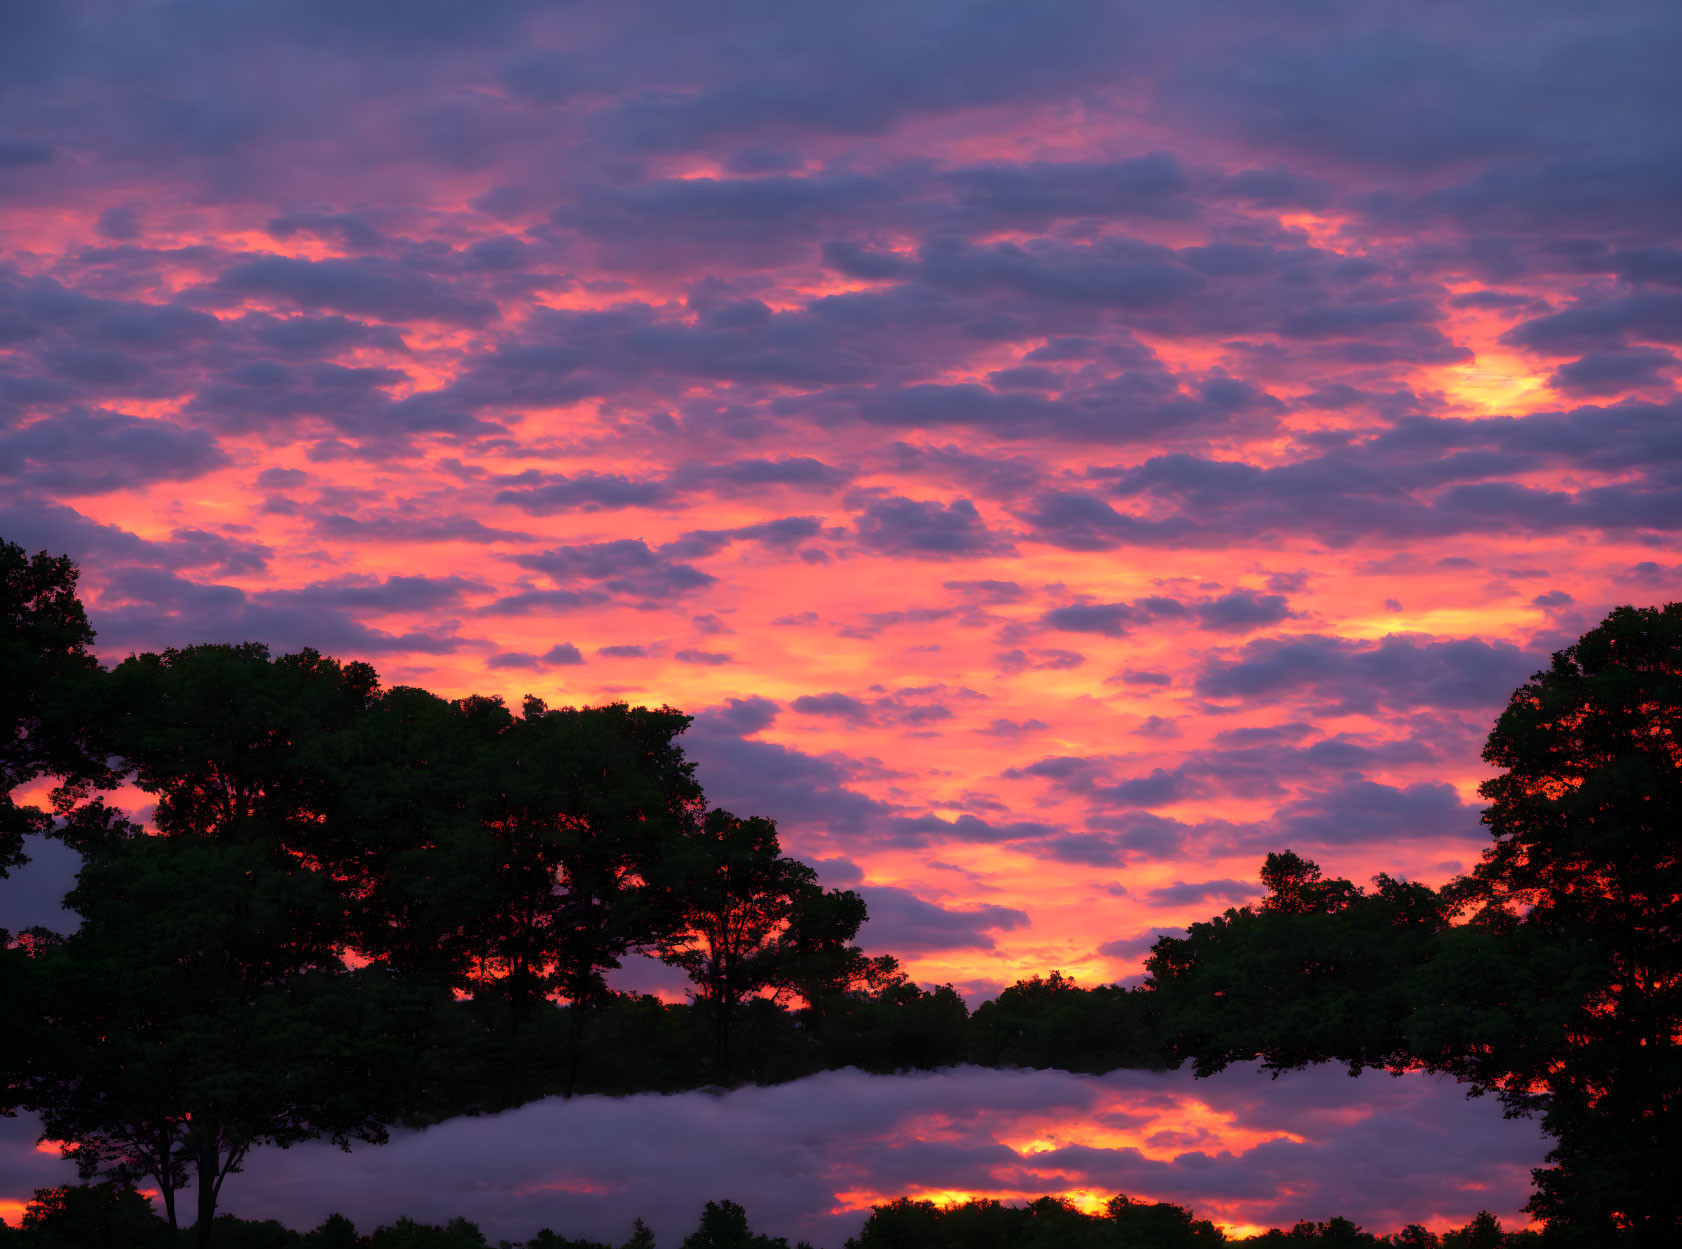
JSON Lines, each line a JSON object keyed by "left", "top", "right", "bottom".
{"left": 717, "top": 996, "right": 733, "bottom": 1083}
{"left": 195, "top": 1142, "right": 219, "bottom": 1249}
{"left": 159, "top": 1176, "right": 177, "bottom": 1231}
{"left": 156, "top": 1133, "right": 178, "bottom": 1230}
{"left": 563, "top": 1002, "right": 589, "bottom": 1099}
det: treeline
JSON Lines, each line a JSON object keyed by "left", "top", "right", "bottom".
{"left": 5, "top": 542, "right": 1680, "bottom": 1247}
{"left": 0, "top": 540, "right": 1162, "bottom": 1246}
{"left": 0, "top": 1184, "right": 1539, "bottom": 1249}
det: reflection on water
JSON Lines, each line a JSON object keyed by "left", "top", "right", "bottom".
{"left": 1, "top": 1065, "right": 1546, "bottom": 1246}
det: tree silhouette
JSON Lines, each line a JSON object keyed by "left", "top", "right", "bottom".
{"left": 656, "top": 810, "right": 873, "bottom": 1081}
{"left": 679, "top": 1199, "right": 798, "bottom": 1249}
{"left": 0, "top": 539, "right": 103, "bottom": 877}
{"left": 1147, "top": 603, "right": 1682, "bottom": 1245}
{"left": 472, "top": 697, "right": 702, "bottom": 1074}
{"left": 1455, "top": 603, "right": 1681, "bottom": 1241}
{"left": 13, "top": 1183, "right": 173, "bottom": 1248}
{"left": 21, "top": 644, "right": 402, "bottom": 1249}
{"left": 323, "top": 690, "right": 703, "bottom": 1096}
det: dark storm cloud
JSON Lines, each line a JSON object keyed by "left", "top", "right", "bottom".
{"left": 92, "top": 569, "right": 476, "bottom": 657}
{"left": 878, "top": 813, "right": 1060, "bottom": 847}
{"left": 507, "top": 540, "right": 716, "bottom": 607}
{"left": 1160, "top": 2, "right": 1681, "bottom": 241}
{"left": 919, "top": 235, "right": 1206, "bottom": 309}
{"left": 1084, "top": 397, "right": 1682, "bottom": 545}
{"left": 0, "top": 409, "right": 225, "bottom": 493}
{"left": 494, "top": 458, "right": 849, "bottom": 515}
{"left": 936, "top": 152, "right": 1196, "bottom": 227}
{"left": 1145, "top": 878, "right": 1258, "bottom": 908}
{"left": 1549, "top": 348, "right": 1677, "bottom": 396}
{"left": 1194, "top": 590, "right": 1295, "bottom": 632}
{"left": 792, "top": 692, "right": 874, "bottom": 722}
{"left": 245, "top": 313, "right": 409, "bottom": 357}
{"left": 0, "top": 137, "right": 54, "bottom": 169}
{"left": 852, "top": 496, "right": 1010, "bottom": 558}
{"left": 1039, "top": 590, "right": 1291, "bottom": 638}
{"left": 0, "top": 503, "right": 286, "bottom": 585}
{"left": 486, "top": 644, "right": 584, "bottom": 670}
{"left": 558, "top": 173, "right": 898, "bottom": 270}
{"left": 267, "top": 211, "right": 386, "bottom": 252}
{"left": 494, "top": 471, "right": 669, "bottom": 513}
{"left": 587, "top": 0, "right": 1134, "bottom": 153}
{"left": 1502, "top": 293, "right": 1682, "bottom": 356}
{"left": 662, "top": 516, "right": 826, "bottom": 560}
{"left": 311, "top": 510, "right": 535, "bottom": 545}
{"left": 1015, "top": 492, "right": 1190, "bottom": 551}
{"left": 674, "top": 648, "right": 733, "bottom": 666}
{"left": 1195, "top": 633, "right": 1536, "bottom": 714}
{"left": 205, "top": 255, "right": 498, "bottom": 326}
{"left": 707, "top": 695, "right": 780, "bottom": 737}
{"left": 1262, "top": 778, "right": 1480, "bottom": 850}
{"left": 858, "top": 885, "right": 1029, "bottom": 954}
{"left": 830, "top": 369, "right": 1283, "bottom": 445}
{"left": 681, "top": 706, "right": 893, "bottom": 838}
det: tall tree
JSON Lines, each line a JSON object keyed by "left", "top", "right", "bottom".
{"left": 319, "top": 690, "right": 704, "bottom": 1100}
{"left": 1456, "top": 603, "right": 1681, "bottom": 1242}
{"left": 1146, "top": 603, "right": 1682, "bottom": 1246}
{"left": 0, "top": 539, "right": 103, "bottom": 877}
{"left": 21, "top": 643, "right": 401, "bottom": 1249}
{"left": 656, "top": 809, "right": 874, "bottom": 1081}
{"left": 472, "top": 697, "right": 702, "bottom": 1021}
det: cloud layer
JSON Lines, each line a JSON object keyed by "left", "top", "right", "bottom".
{"left": 0, "top": 1066, "right": 1549, "bottom": 1244}
{"left": 3, "top": 0, "right": 1677, "bottom": 1229}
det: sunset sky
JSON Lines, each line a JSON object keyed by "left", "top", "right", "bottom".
{"left": 2, "top": 0, "right": 1678, "bottom": 1239}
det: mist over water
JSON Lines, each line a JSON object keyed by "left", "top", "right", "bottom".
{"left": 1, "top": 1065, "right": 1545, "bottom": 1246}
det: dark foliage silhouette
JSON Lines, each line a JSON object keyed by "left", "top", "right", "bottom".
{"left": 1147, "top": 604, "right": 1682, "bottom": 1245}
{"left": 4, "top": 540, "right": 1676, "bottom": 1245}
{"left": 0, "top": 1185, "right": 1544, "bottom": 1248}
{"left": 20, "top": 644, "right": 411, "bottom": 1246}
{"left": 0, "top": 540, "right": 103, "bottom": 877}
{"left": 654, "top": 809, "right": 885, "bottom": 1081}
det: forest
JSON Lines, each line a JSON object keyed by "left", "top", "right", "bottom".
{"left": 2, "top": 538, "right": 1677, "bottom": 1249}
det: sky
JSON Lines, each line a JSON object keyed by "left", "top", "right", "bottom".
{"left": 1, "top": 0, "right": 1678, "bottom": 1238}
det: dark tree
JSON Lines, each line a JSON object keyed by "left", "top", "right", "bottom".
{"left": 844, "top": 1193, "right": 1223, "bottom": 1248}
{"left": 321, "top": 683, "right": 493, "bottom": 990}
{"left": 472, "top": 698, "right": 702, "bottom": 1022}
{"left": 21, "top": 643, "right": 402, "bottom": 1249}
{"left": 1146, "top": 855, "right": 1463, "bottom": 1079}
{"left": 0, "top": 540, "right": 103, "bottom": 877}
{"left": 362, "top": 1216, "right": 489, "bottom": 1248}
{"left": 13, "top": 1183, "right": 174, "bottom": 1248}
{"left": 656, "top": 810, "right": 874, "bottom": 1081}
{"left": 966, "top": 971, "right": 1170, "bottom": 1073}
{"left": 324, "top": 691, "right": 703, "bottom": 1098}
{"left": 1456, "top": 603, "right": 1681, "bottom": 1242}
{"left": 1147, "top": 604, "right": 1682, "bottom": 1246}
{"left": 679, "top": 1199, "right": 798, "bottom": 1249}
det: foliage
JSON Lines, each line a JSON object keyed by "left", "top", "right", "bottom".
{"left": 1147, "top": 603, "right": 1682, "bottom": 1245}
{"left": 1458, "top": 603, "right": 1682, "bottom": 1241}
{"left": 7, "top": 542, "right": 1677, "bottom": 1247}
{"left": 680, "top": 1199, "right": 802, "bottom": 1249}
{"left": 0, "top": 539, "right": 103, "bottom": 876}
{"left": 656, "top": 810, "right": 876, "bottom": 1080}
{"left": 966, "top": 971, "right": 1170, "bottom": 1073}
{"left": 11, "top": 1183, "right": 173, "bottom": 1248}
{"left": 19, "top": 644, "right": 408, "bottom": 1248}
{"left": 364, "top": 1216, "right": 490, "bottom": 1249}
{"left": 845, "top": 1193, "right": 1226, "bottom": 1248}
